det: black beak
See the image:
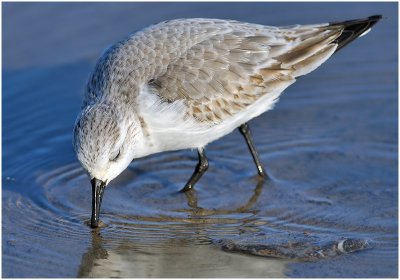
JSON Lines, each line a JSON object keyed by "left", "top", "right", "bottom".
{"left": 91, "top": 178, "right": 106, "bottom": 228}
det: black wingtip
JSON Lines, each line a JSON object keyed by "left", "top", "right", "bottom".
{"left": 330, "top": 14, "right": 382, "bottom": 26}
{"left": 330, "top": 15, "right": 382, "bottom": 52}
{"left": 367, "top": 15, "right": 383, "bottom": 21}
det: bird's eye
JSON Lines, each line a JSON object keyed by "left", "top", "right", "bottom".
{"left": 110, "top": 149, "right": 121, "bottom": 162}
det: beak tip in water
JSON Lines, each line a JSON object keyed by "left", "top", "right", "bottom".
{"left": 91, "top": 178, "right": 106, "bottom": 229}
{"left": 90, "top": 218, "right": 99, "bottom": 228}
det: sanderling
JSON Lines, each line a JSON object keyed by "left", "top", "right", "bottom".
{"left": 73, "top": 15, "right": 381, "bottom": 227}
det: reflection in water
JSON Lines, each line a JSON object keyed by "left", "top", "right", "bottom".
{"left": 77, "top": 230, "right": 108, "bottom": 277}
{"left": 77, "top": 181, "right": 288, "bottom": 278}
{"left": 106, "top": 176, "right": 265, "bottom": 227}
{"left": 77, "top": 230, "right": 288, "bottom": 278}
{"left": 183, "top": 178, "right": 264, "bottom": 216}
{"left": 76, "top": 180, "right": 371, "bottom": 277}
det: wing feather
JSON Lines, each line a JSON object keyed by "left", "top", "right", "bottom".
{"left": 147, "top": 20, "right": 343, "bottom": 124}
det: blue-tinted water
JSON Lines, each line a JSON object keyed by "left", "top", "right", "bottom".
{"left": 3, "top": 2, "right": 398, "bottom": 277}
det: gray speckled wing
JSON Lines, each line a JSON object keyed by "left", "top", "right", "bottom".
{"left": 84, "top": 19, "right": 234, "bottom": 107}
{"left": 146, "top": 19, "right": 342, "bottom": 123}
{"left": 84, "top": 19, "right": 342, "bottom": 124}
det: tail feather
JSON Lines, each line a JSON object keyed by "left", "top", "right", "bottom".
{"left": 330, "top": 15, "right": 382, "bottom": 52}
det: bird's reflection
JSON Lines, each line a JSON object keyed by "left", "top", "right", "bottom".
{"left": 183, "top": 178, "right": 264, "bottom": 216}
{"left": 77, "top": 229, "right": 108, "bottom": 277}
{"left": 76, "top": 179, "right": 269, "bottom": 277}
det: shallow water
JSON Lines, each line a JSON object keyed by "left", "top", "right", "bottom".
{"left": 2, "top": 2, "right": 398, "bottom": 278}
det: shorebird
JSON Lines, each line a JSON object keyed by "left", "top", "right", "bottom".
{"left": 73, "top": 15, "right": 381, "bottom": 227}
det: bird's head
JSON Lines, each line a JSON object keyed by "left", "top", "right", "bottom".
{"left": 73, "top": 102, "right": 140, "bottom": 227}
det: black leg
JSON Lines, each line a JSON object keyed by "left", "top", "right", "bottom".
{"left": 180, "top": 148, "right": 209, "bottom": 192}
{"left": 239, "top": 123, "right": 267, "bottom": 178}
